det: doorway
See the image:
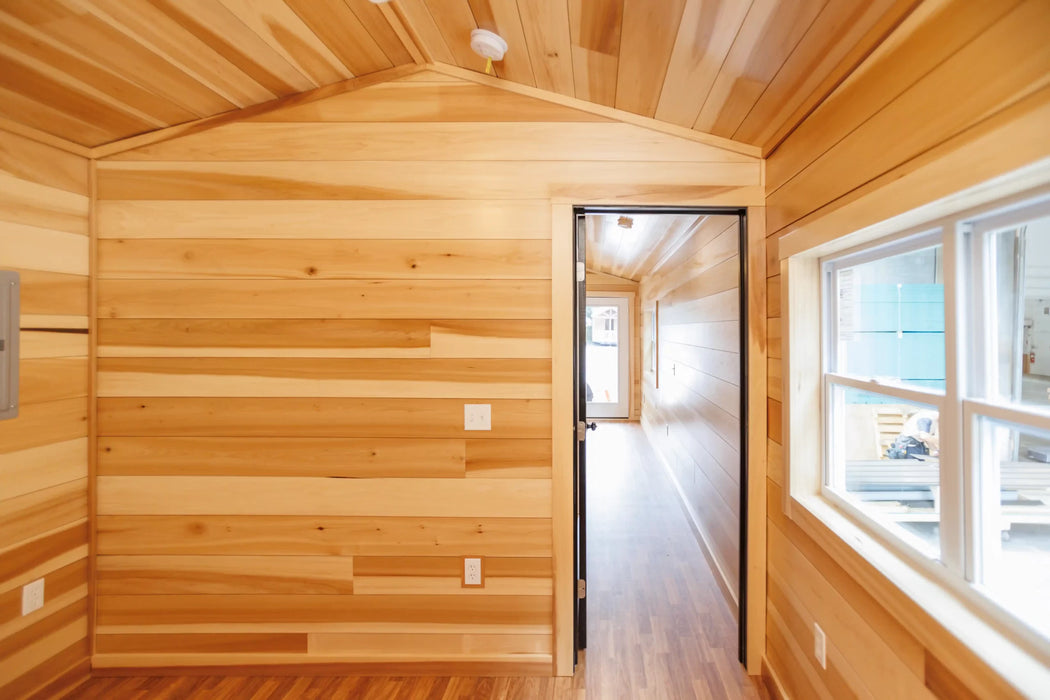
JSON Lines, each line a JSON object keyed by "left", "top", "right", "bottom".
{"left": 585, "top": 296, "right": 630, "bottom": 419}
{"left": 572, "top": 206, "right": 751, "bottom": 668}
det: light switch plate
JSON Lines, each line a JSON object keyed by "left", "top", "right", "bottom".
{"left": 464, "top": 403, "right": 491, "bottom": 431}
{"left": 22, "top": 578, "right": 44, "bottom": 616}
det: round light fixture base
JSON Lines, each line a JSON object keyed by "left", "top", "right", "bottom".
{"left": 470, "top": 29, "right": 508, "bottom": 61}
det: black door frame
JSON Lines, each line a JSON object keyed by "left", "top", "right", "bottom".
{"left": 572, "top": 205, "right": 751, "bottom": 666}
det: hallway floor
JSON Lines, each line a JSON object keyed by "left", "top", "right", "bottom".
{"left": 66, "top": 424, "right": 767, "bottom": 699}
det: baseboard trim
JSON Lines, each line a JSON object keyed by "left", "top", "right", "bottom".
{"left": 762, "top": 655, "right": 789, "bottom": 700}
{"left": 89, "top": 659, "right": 552, "bottom": 678}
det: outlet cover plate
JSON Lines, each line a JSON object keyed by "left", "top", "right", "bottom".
{"left": 813, "top": 622, "right": 826, "bottom": 669}
{"left": 464, "top": 404, "right": 491, "bottom": 431}
{"left": 463, "top": 556, "right": 484, "bottom": 587}
{"left": 22, "top": 578, "right": 44, "bottom": 616}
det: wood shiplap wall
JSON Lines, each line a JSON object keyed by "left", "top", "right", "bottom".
{"left": 639, "top": 214, "right": 741, "bottom": 610}
{"left": 763, "top": 0, "right": 1050, "bottom": 697}
{"left": 93, "top": 69, "right": 761, "bottom": 672}
{"left": 0, "top": 131, "right": 90, "bottom": 699}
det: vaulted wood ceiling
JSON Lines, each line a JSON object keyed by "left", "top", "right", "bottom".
{"left": 0, "top": 0, "right": 917, "bottom": 150}
{"left": 585, "top": 213, "right": 696, "bottom": 281}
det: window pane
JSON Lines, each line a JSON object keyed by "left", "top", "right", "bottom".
{"left": 828, "top": 385, "right": 941, "bottom": 558}
{"left": 832, "top": 244, "right": 945, "bottom": 391}
{"left": 987, "top": 216, "right": 1050, "bottom": 413}
{"left": 586, "top": 304, "right": 619, "bottom": 403}
{"left": 976, "top": 415, "right": 1050, "bottom": 640}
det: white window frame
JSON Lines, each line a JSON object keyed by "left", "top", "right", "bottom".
{"left": 781, "top": 168, "right": 1050, "bottom": 683}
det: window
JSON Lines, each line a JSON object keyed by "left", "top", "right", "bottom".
{"left": 784, "top": 182, "right": 1050, "bottom": 660}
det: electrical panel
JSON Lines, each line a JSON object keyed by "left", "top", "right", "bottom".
{"left": 0, "top": 271, "right": 19, "bottom": 421}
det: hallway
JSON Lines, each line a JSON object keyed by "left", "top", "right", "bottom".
{"left": 68, "top": 424, "right": 766, "bottom": 700}
{"left": 582, "top": 423, "right": 766, "bottom": 699}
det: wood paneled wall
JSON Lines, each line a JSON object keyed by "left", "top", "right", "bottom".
{"left": 585, "top": 270, "right": 639, "bottom": 421}
{"left": 0, "top": 131, "right": 91, "bottom": 699}
{"left": 763, "top": 0, "right": 1050, "bottom": 697}
{"left": 93, "top": 69, "right": 761, "bottom": 673}
{"left": 638, "top": 214, "right": 742, "bottom": 610}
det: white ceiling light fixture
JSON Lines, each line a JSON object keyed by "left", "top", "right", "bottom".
{"left": 470, "top": 29, "right": 508, "bottom": 75}
{"left": 368, "top": 0, "right": 392, "bottom": 4}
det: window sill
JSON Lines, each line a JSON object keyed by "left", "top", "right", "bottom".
{"left": 785, "top": 492, "right": 1050, "bottom": 699}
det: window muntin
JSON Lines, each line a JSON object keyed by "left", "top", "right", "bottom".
{"left": 812, "top": 191, "right": 1050, "bottom": 651}
{"left": 826, "top": 239, "right": 945, "bottom": 392}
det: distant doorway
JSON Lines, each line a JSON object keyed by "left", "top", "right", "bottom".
{"left": 585, "top": 296, "right": 630, "bottom": 419}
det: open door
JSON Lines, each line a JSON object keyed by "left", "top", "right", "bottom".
{"left": 573, "top": 210, "right": 593, "bottom": 661}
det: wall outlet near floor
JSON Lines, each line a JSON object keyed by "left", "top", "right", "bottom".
{"left": 464, "top": 403, "right": 491, "bottom": 431}
{"left": 463, "top": 556, "right": 484, "bottom": 587}
{"left": 22, "top": 578, "right": 44, "bottom": 616}
{"left": 813, "top": 622, "right": 827, "bottom": 669}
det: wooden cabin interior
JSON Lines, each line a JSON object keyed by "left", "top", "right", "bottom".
{"left": 1, "top": 0, "right": 1048, "bottom": 697}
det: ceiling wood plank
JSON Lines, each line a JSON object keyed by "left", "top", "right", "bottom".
{"left": 517, "top": 0, "right": 575, "bottom": 98}
{"left": 468, "top": 0, "right": 536, "bottom": 86}
{"left": 692, "top": 0, "right": 825, "bottom": 137}
{"left": 92, "top": 64, "right": 424, "bottom": 159}
{"left": 0, "top": 115, "right": 93, "bottom": 158}
{"left": 81, "top": 0, "right": 277, "bottom": 107}
{"left": 654, "top": 0, "right": 751, "bottom": 128}
{"left": 0, "top": 52, "right": 157, "bottom": 141}
{"left": 737, "top": 0, "right": 920, "bottom": 154}
{"left": 615, "top": 0, "right": 687, "bottom": 117}
{"left": 215, "top": 0, "right": 352, "bottom": 85}
{"left": 423, "top": 0, "right": 487, "bottom": 72}
{"left": 344, "top": 0, "right": 416, "bottom": 67}
{"left": 0, "top": 13, "right": 197, "bottom": 128}
{"left": 143, "top": 0, "right": 316, "bottom": 97}
{"left": 376, "top": 3, "right": 427, "bottom": 64}
{"left": 567, "top": 0, "right": 622, "bottom": 107}
{"left": 0, "top": 86, "right": 116, "bottom": 147}
{"left": 283, "top": 0, "right": 395, "bottom": 77}
{"left": 3, "top": 0, "right": 239, "bottom": 118}
{"left": 394, "top": 0, "right": 456, "bottom": 64}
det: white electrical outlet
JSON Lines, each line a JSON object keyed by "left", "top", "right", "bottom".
{"left": 813, "top": 622, "right": 827, "bottom": 669}
{"left": 22, "top": 578, "right": 44, "bottom": 616}
{"left": 464, "top": 403, "right": 491, "bottom": 431}
{"left": 463, "top": 557, "right": 483, "bottom": 587}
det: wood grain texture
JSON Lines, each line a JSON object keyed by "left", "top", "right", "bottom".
{"left": 763, "top": 1, "right": 1050, "bottom": 698}
{"left": 0, "top": 128, "right": 89, "bottom": 700}
{"left": 88, "top": 71, "right": 760, "bottom": 676}
{"left": 640, "top": 214, "right": 742, "bottom": 609}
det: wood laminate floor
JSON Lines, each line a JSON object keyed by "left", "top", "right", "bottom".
{"left": 66, "top": 423, "right": 767, "bottom": 699}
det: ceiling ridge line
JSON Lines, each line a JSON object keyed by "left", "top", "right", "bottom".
{"left": 424, "top": 62, "right": 762, "bottom": 160}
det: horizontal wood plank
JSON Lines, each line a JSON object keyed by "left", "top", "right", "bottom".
{"left": 99, "top": 319, "right": 431, "bottom": 358}
{"left": 97, "top": 398, "right": 551, "bottom": 439}
{"left": 108, "top": 122, "right": 756, "bottom": 163}
{"left": 96, "top": 200, "right": 552, "bottom": 240}
{"left": 97, "top": 476, "right": 551, "bottom": 518}
{"left": 95, "top": 161, "right": 761, "bottom": 201}
{"left": 97, "top": 516, "right": 553, "bottom": 557}
{"left": 98, "top": 437, "right": 466, "bottom": 478}
{"left": 96, "top": 358, "right": 552, "bottom": 399}
{"left": 97, "top": 239, "right": 551, "bottom": 280}
{"left": 96, "top": 556, "right": 355, "bottom": 595}
{"left": 98, "top": 280, "right": 552, "bottom": 319}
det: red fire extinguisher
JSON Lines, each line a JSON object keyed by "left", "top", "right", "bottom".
{"left": 1031, "top": 351, "right": 1037, "bottom": 364}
